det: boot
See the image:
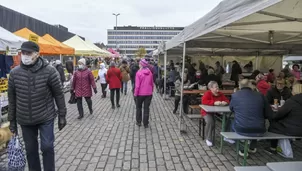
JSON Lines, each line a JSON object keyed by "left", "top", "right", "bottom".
{"left": 78, "top": 113, "right": 84, "bottom": 119}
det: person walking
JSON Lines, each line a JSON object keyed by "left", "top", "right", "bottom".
{"left": 120, "top": 60, "right": 130, "bottom": 95}
{"left": 134, "top": 59, "right": 154, "bottom": 128}
{"left": 130, "top": 59, "right": 140, "bottom": 92}
{"left": 72, "top": 58, "right": 97, "bottom": 119}
{"left": 54, "top": 60, "right": 66, "bottom": 85}
{"left": 106, "top": 61, "right": 122, "bottom": 109}
{"left": 8, "top": 41, "right": 67, "bottom": 171}
{"left": 98, "top": 63, "right": 108, "bottom": 98}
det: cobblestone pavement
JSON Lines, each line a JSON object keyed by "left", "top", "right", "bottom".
{"left": 1, "top": 86, "right": 302, "bottom": 171}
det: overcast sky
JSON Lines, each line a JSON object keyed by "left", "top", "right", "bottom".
{"left": 2, "top": 0, "right": 221, "bottom": 43}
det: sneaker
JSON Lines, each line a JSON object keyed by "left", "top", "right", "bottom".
{"left": 144, "top": 124, "right": 149, "bottom": 128}
{"left": 136, "top": 122, "right": 141, "bottom": 127}
{"left": 239, "top": 150, "right": 249, "bottom": 157}
{"left": 224, "top": 138, "right": 235, "bottom": 144}
{"left": 77, "top": 115, "right": 83, "bottom": 120}
{"left": 206, "top": 140, "right": 213, "bottom": 147}
{"left": 248, "top": 148, "right": 257, "bottom": 153}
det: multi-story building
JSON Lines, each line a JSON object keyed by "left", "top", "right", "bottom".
{"left": 107, "top": 26, "right": 183, "bottom": 58}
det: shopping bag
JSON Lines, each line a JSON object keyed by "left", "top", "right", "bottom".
{"left": 7, "top": 135, "right": 26, "bottom": 170}
{"left": 68, "top": 92, "right": 77, "bottom": 104}
{"left": 277, "top": 139, "right": 293, "bottom": 158}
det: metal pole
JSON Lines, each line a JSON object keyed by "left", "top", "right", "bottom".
{"left": 179, "top": 42, "right": 186, "bottom": 133}
{"left": 163, "top": 51, "right": 167, "bottom": 99}
{"left": 115, "top": 16, "right": 118, "bottom": 50}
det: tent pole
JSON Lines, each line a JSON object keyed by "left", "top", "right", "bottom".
{"left": 179, "top": 42, "right": 186, "bottom": 133}
{"left": 60, "top": 54, "right": 62, "bottom": 63}
{"left": 163, "top": 51, "right": 167, "bottom": 100}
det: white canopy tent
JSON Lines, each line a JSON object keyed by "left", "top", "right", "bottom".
{"left": 0, "top": 26, "right": 26, "bottom": 51}
{"left": 85, "top": 40, "right": 112, "bottom": 57}
{"left": 160, "top": 0, "right": 302, "bottom": 132}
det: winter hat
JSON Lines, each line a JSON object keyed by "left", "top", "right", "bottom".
{"left": 55, "top": 60, "right": 61, "bottom": 65}
{"left": 139, "top": 59, "right": 149, "bottom": 67}
{"left": 110, "top": 61, "right": 116, "bottom": 67}
{"left": 78, "top": 58, "right": 86, "bottom": 65}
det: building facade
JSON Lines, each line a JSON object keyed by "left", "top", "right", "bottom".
{"left": 107, "top": 26, "right": 183, "bottom": 58}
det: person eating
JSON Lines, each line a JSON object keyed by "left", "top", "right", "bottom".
{"left": 266, "top": 78, "right": 292, "bottom": 105}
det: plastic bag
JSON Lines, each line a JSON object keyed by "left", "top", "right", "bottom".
{"left": 7, "top": 135, "right": 26, "bottom": 170}
{"left": 277, "top": 139, "right": 293, "bottom": 158}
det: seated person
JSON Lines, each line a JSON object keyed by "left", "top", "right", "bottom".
{"left": 268, "top": 84, "right": 302, "bottom": 153}
{"left": 230, "top": 79, "right": 272, "bottom": 156}
{"left": 266, "top": 78, "right": 292, "bottom": 105}
{"left": 205, "top": 68, "right": 222, "bottom": 87}
{"left": 201, "top": 81, "right": 230, "bottom": 147}
{"left": 256, "top": 73, "right": 270, "bottom": 95}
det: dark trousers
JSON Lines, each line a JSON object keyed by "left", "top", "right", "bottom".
{"left": 136, "top": 95, "right": 152, "bottom": 125}
{"left": 131, "top": 79, "right": 135, "bottom": 92}
{"left": 21, "top": 119, "right": 55, "bottom": 171}
{"left": 101, "top": 83, "right": 107, "bottom": 97}
{"left": 77, "top": 97, "right": 92, "bottom": 117}
{"left": 174, "top": 96, "right": 189, "bottom": 113}
{"left": 110, "top": 88, "right": 120, "bottom": 106}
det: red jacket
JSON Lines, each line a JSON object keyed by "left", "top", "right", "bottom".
{"left": 72, "top": 68, "right": 96, "bottom": 97}
{"left": 106, "top": 66, "right": 122, "bottom": 89}
{"left": 201, "top": 90, "right": 230, "bottom": 116}
{"left": 257, "top": 80, "right": 270, "bottom": 95}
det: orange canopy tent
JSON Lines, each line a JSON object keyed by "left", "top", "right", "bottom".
{"left": 42, "top": 34, "right": 75, "bottom": 55}
{"left": 14, "top": 28, "right": 61, "bottom": 55}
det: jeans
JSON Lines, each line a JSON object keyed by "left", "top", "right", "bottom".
{"left": 122, "top": 82, "right": 128, "bottom": 94}
{"left": 101, "top": 83, "right": 107, "bottom": 97}
{"left": 77, "top": 97, "right": 93, "bottom": 117}
{"left": 136, "top": 95, "right": 152, "bottom": 126}
{"left": 131, "top": 79, "right": 135, "bottom": 93}
{"left": 21, "top": 119, "right": 55, "bottom": 171}
{"left": 110, "top": 88, "right": 120, "bottom": 106}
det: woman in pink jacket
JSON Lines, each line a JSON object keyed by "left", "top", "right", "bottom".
{"left": 134, "top": 59, "right": 154, "bottom": 128}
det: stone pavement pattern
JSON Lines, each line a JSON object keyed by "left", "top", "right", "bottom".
{"left": 1, "top": 86, "right": 302, "bottom": 171}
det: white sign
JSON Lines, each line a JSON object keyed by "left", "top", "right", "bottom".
{"left": 7, "top": 47, "right": 19, "bottom": 56}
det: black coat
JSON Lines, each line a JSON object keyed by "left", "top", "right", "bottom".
{"left": 205, "top": 74, "right": 222, "bottom": 87}
{"left": 55, "top": 64, "right": 66, "bottom": 85}
{"left": 65, "top": 60, "right": 74, "bottom": 73}
{"left": 269, "top": 94, "right": 302, "bottom": 136}
{"left": 8, "top": 58, "right": 67, "bottom": 125}
{"left": 266, "top": 87, "right": 292, "bottom": 105}
{"left": 230, "top": 63, "right": 242, "bottom": 82}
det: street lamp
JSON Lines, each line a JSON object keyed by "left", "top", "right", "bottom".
{"left": 113, "top": 13, "right": 120, "bottom": 51}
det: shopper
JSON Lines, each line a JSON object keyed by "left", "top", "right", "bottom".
{"left": 72, "top": 58, "right": 97, "bottom": 119}
{"left": 54, "top": 60, "right": 66, "bottom": 85}
{"left": 98, "top": 63, "right": 108, "bottom": 98}
{"left": 106, "top": 61, "right": 122, "bottom": 109}
{"left": 8, "top": 41, "right": 67, "bottom": 171}
{"left": 134, "top": 59, "right": 154, "bottom": 128}
{"left": 120, "top": 60, "right": 130, "bottom": 95}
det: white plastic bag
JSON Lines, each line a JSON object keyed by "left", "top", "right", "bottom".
{"left": 277, "top": 139, "right": 293, "bottom": 158}
{"left": 7, "top": 135, "right": 26, "bottom": 170}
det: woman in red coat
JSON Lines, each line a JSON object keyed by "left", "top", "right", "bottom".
{"left": 72, "top": 58, "right": 97, "bottom": 119}
{"left": 201, "top": 81, "right": 230, "bottom": 147}
{"left": 256, "top": 73, "right": 270, "bottom": 95}
{"left": 106, "top": 61, "right": 122, "bottom": 109}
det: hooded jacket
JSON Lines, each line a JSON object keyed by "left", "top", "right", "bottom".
{"left": 98, "top": 63, "right": 107, "bottom": 84}
{"left": 8, "top": 57, "right": 66, "bottom": 125}
{"left": 134, "top": 68, "right": 154, "bottom": 96}
{"left": 269, "top": 93, "right": 302, "bottom": 136}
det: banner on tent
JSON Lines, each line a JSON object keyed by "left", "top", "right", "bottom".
{"left": 6, "top": 47, "right": 18, "bottom": 56}
{"left": 29, "top": 34, "right": 39, "bottom": 43}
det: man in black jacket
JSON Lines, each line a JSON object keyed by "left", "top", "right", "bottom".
{"left": 8, "top": 41, "right": 67, "bottom": 171}
{"left": 54, "top": 60, "right": 66, "bottom": 85}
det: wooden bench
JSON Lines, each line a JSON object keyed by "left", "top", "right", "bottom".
{"left": 220, "top": 132, "right": 302, "bottom": 166}
{"left": 188, "top": 105, "right": 201, "bottom": 114}
{"left": 186, "top": 114, "right": 205, "bottom": 139}
{"left": 234, "top": 166, "right": 271, "bottom": 171}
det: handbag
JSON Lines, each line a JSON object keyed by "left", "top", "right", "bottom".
{"left": 277, "top": 139, "right": 293, "bottom": 158}
{"left": 68, "top": 92, "right": 77, "bottom": 104}
{"left": 7, "top": 135, "right": 26, "bottom": 171}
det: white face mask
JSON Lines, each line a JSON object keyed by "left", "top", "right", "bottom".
{"left": 21, "top": 54, "right": 34, "bottom": 65}
{"left": 78, "top": 65, "right": 84, "bottom": 69}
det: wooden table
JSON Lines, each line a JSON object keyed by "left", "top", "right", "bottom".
{"left": 200, "top": 105, "right": 231, "bottom": 147}
{"left": 267, "top": 162, "right": 302, "bottom": 171}
{"left": 183, "top": 90, "right": 234, "bottom": 96}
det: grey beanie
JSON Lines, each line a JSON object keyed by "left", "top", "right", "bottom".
{"left": 110, "top": 61, "right": 116, "bottom": 67}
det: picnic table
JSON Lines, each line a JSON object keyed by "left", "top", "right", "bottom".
{"left": 267, "top": 161, "right": 302, "bottom": 171}
{"left": 200, "top": 105, "right": 231, "bottom": 147}
{"left": 183, "top": 89, "right": 234, "bottom": 96}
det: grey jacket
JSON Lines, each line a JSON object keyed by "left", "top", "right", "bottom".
{"left": 8, "top": 57, "right": 67, "bottom": 125}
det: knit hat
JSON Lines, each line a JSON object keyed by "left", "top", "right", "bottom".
{"left": 110, "top": 61, "right": 116, "bottom": 67}
{"left": 55, "top": 60, "right": 61, "bottom": 65}
{"left": 139, "top": 59, "right": 149, "bottom": 67}
{"left": 78, "top": 58, "right": 86, "bottom": 65}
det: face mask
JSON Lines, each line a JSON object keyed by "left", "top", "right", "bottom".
{"left": 79, "top": 65, "right": 84, "bottom": 69}
{"left": 21, "top": 54, "right": 34, "bottom": 65}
